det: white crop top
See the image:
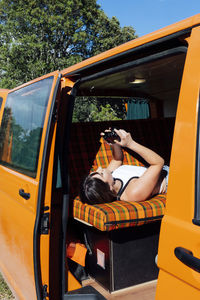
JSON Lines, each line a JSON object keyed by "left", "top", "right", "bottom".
{"left": 112, "top": 165, "right": 169, "bottom": 197}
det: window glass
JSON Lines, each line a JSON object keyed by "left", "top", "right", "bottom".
{"left": 0, "top": 97, "right": 2, "bottom": 110}
{"left": 0, "top": 77, "right": 54, "bottom": 177}
{"left": 72, "top": 97, "right": 127, "bottom": 123}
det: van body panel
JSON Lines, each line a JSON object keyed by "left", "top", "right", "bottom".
{"left": 60, "top": 14, "right": 200, "bottom": 77}
{"left": 157, "top": 268, "right": 200, "bottom": 299}
{"left": 0, "top": 170, "right": 37, "bottom": 299}
{"left": 156, "top": 25, "right": 200, "bottom": 298}
{"left": 0, "top": 71, "right": 60, "bottom": 300}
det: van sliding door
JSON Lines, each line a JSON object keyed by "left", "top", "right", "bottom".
{"left": 156, "top": 26, "right": 200, "bottom": 300}
{"left": 0, "top": 71, "right": 60, "bottom": 300}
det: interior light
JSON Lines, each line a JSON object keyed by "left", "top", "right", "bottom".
{"left": 129, "top": 78, "right": 146, "bottom": 84}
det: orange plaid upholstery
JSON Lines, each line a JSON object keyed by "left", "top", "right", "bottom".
{"left": 73, "top": 194, "right": 166, "bottom": 231}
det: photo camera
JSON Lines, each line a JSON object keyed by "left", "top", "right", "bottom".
{"left": 103, "top": 129, "right": 121, "bottom": 144}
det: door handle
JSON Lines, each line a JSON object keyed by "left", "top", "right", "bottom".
{"left": 174, "top": 247, "right": 200, "bottom": 273}
{"left": 19, "top": 189, "right": 30, "bottom": 200}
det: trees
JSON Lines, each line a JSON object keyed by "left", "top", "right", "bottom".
{"left": 91, "top": 11, "right": 137, "bottom": 56}
{"left": 72, "top": 97, "right": 127, "bottom": 122}
{"left": 0, "top": 0, "right": 137, "bottom": 121}
{"left": 0, "top": 0, "right": 137, "bottom": 89}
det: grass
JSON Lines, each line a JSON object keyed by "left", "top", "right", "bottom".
{"left": 0, "top": 273, "right": 14, "bottom": 300}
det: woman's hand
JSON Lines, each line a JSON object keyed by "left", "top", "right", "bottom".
{"left": 100, "top": 128, "right": 112, "bottom": 145}
{"left": 101, "top": 128, "right": 124, "bottom": 171}
{"left": 101, "top": 128, "right": 120, "bottom": 145}
{"left": 114, "top": 129, "right": 134, "bottom": 148}
{"left": 100, "top": 128, "right": 134, "bottom": 148}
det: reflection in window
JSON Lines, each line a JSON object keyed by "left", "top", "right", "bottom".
{"left": 0, "top": 77, "right": 54, "bottom": 177}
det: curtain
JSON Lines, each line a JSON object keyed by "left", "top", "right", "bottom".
{"left": 126, "top": 98, "right": 150, "bottom": 120}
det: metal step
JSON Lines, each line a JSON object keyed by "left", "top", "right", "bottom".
{"left": 64, "top": 285, "right": 106, "bottom": 299}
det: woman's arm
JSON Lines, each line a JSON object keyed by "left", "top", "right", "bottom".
{"left": 106, "top": 143, "right": 123, "bottom": 172}
{"left": 114, "top": 129, "right": 164, "bottom": 166}
{"left": 115, "top": 129, "right": 164, "bottom": 202}
{"left": 100, "top": 130, "right": 124, "bottom": 172}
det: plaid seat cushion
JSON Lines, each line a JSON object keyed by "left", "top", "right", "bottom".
{"left": 73, "top": 194, "right": 166, "bottom": 231}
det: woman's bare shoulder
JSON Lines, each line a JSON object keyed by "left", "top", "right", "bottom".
{"left": 120, "top": 178, "right": 140, "bottom": 202}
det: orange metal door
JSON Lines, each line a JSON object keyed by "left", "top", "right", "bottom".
{"left": 156, "top": 26, "right": 200, "bottom": 299}
{"left": 0, "top": 71, "right": 60, "bottom": 300}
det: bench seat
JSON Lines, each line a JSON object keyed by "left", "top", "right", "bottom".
{"left": 70, "top": 119, "right": 173, "bottom": 231}
{"left": 73, "top": 194, "right": 166, "bottom": 231}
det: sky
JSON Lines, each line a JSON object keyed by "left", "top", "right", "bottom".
{"left": 97, "top": 0, "right": 200, "bottom": 37}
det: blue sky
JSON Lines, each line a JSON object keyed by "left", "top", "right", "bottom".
{"left": 97, "top": 0, "right": 200, "bottom": 37}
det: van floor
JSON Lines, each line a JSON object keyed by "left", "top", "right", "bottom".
{"left": 82, "top": 278, "right": 157, "bottom": 300}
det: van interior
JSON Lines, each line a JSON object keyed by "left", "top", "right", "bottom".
{"left": 51, "top": 34, "right": 188, "bottom": 299}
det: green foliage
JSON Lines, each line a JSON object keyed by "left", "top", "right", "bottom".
{"left": 91, "top": 13, "right": 137, "bottom": 55}
{"left": 0, "top": 0, "right": 137, "bottom": 89}
{"left": 90, "top": 103, "right": 120, "bottom": 121}
{"left": 0, "top": 0, "right": 137, "bottom": 122}
{"left": 72, "top": 97, "right": 96, "bottom": 122}
{"left": 72, "top": 97, "right": 126, "bottom": 122}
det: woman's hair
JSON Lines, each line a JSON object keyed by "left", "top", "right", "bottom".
{"left": 80, "top": 173, "right": 116, "bottom": 205}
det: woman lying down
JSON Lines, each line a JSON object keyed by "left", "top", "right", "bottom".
{"left": 81, "top": 129, "right": 169, "bottom": 205}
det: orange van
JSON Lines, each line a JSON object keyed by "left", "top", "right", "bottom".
{"left": 1, "top": 14, "right": 200, "bottom": 300}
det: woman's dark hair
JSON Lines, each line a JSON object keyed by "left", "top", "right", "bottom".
{"left": 80, "top": 173, "right": 116, "bottom": 205}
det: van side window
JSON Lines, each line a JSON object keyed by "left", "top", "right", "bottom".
{"left": 0, "top": 77, "right": 54, "bottom": 177}
{"left": 0, "top": 97, "right": 2, "bottom": 110}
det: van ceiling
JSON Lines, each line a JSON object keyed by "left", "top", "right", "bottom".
{"left": 77, "top": 52, "right": 186, "bottom": 103}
